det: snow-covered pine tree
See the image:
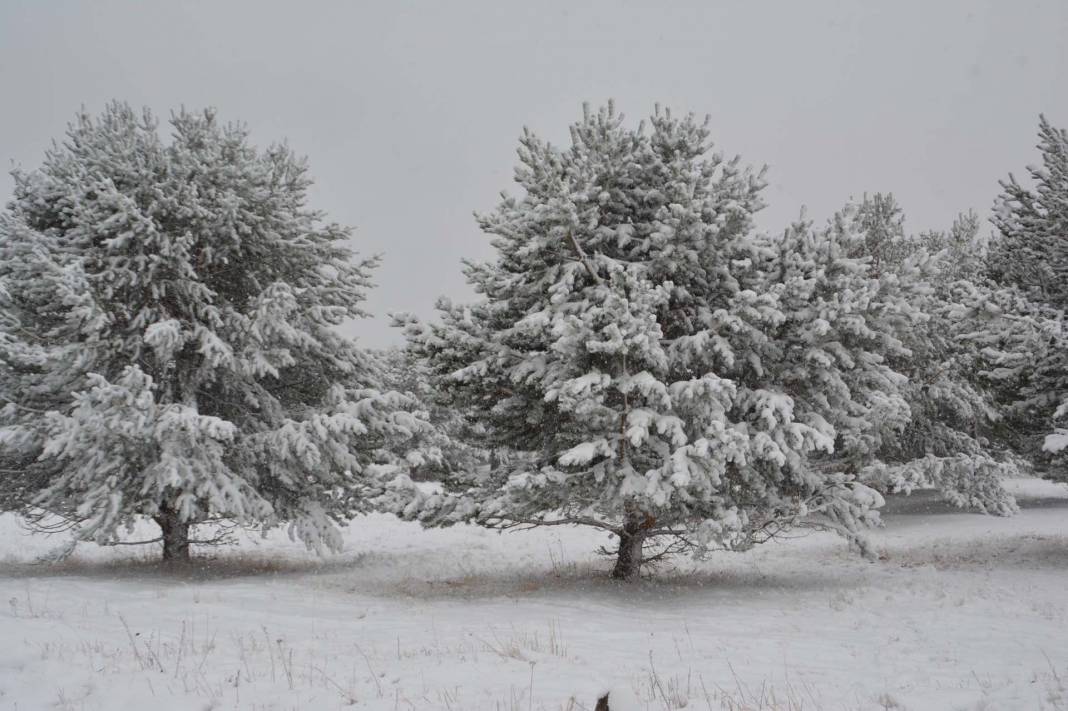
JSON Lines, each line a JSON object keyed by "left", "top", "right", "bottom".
{"left": 753, "top": 214, "right": 914, "bottom": 483}
{"left": 849, "top": 192, "right": 909, "bottom": 276}
{"left": 371, "top": 344, "right": 485, "bottom": 484}
{"left": 383, "top": 103, "right": 887, "bottom": 579}
{"left": 977, "top": 116, "right": 1068, "bottom": 482}
{"left": 833, "top": 194, "right": 1016, "bottom": 510}
{"left": 989, "top": 116, "right": 1068, "bottom": 306}
{"left": 840, "top": 194, "right": 1020, "bottom": 513}
{"left": 0, "top": 102, "right": 428, "bottom": 561}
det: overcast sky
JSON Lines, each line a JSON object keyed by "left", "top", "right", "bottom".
{"left": 2, "top": 0, "right": 1066, "bottom": 346}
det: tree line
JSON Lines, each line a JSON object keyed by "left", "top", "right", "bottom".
{"left": 1, "top": 101, "right": 1065, "bottom": 579}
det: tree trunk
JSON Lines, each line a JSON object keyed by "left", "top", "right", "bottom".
{"left": 610, "top": 520, "right": 645, "bottom": 581}
{"left": 155, "top": 507, "right": 191, "bottom": 564}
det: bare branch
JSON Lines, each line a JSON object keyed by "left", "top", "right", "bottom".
{"left": 484, "top": 514, "right": 619, "bottom": 534}
{"left": 0, "top": 397, "right": 51, "bottom": 415}
{"left": 101, "top": 537, "right": 164, "bottom": 547}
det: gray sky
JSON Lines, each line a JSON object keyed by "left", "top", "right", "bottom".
{"left": 2, "top": 0, "right": 1066, "bottom": 346}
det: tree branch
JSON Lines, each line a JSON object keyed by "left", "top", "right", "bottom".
{"left": 101, "top": 536, "right": 164, "bottom": 547}
{"left": 0, "top": 397, "right": 51, "bottom": 415}
{"left": 484, "top": 514, "right": 619, "bottom": 534}
{"left": 565, "top": 231, "right": 602, "bottom": 284}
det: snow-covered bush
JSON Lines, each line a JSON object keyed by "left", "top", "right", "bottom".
{"left": 0, "top": 102, "right": 430, "bottom": 561}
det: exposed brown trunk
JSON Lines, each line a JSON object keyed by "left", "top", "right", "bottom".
{"left": 610, "top": 519, "right": 646, "bottom": 581}
{"left": 155, "top": 506, "right": 191, "bottom": 564}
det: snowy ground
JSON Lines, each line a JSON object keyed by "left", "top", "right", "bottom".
{"left": 1, "top": 479, "right": 1066, "bottom": 711}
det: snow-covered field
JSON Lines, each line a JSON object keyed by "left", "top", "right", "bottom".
{"left": 1, "top": 478, "right": 1066, "bottom": 711}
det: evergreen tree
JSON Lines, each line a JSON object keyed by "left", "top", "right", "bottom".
{"left": 382, "top": 103, "right": 889, "bottom": 579}
{"left": 840, "top": 194, "right": 1020, "bottom": 513}
{"left": 371, "top": 343, "right": 485, "bottom": 484}
{"left": 755, "top": 213, "right": 914, "bottom": 484}
{"left": 848, "top": 192, "right": 908, "bottom": 275}
{"left": 989, "top": 116, "right": 1068, "bottom": 306}
{"left": 978, "top": 116, "right": 1068, "bottom": 482}
{"left": 0, "top": 103, "right": 428, "bottom": 561}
